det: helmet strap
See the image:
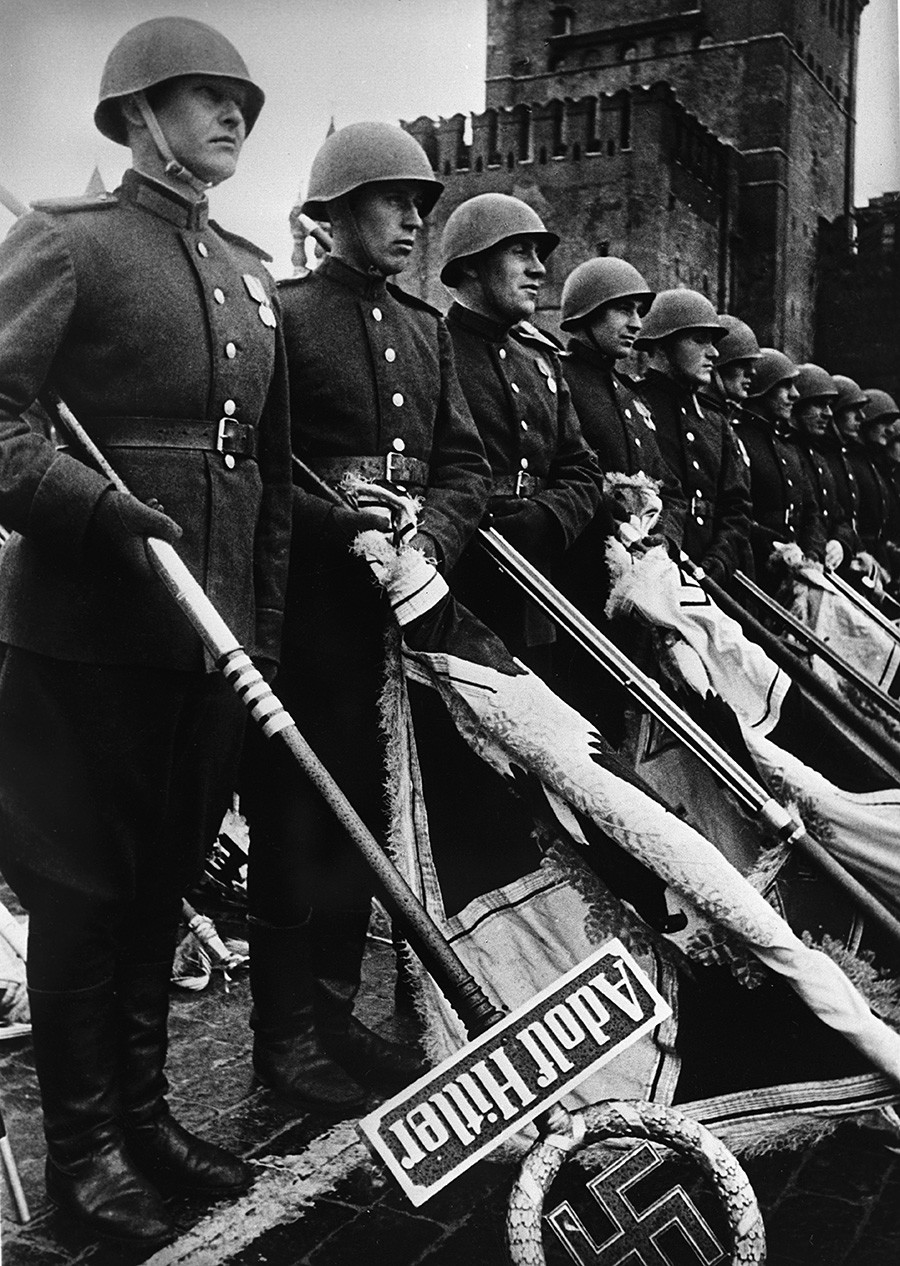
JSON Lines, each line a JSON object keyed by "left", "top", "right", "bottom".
{"left": 349, "top": 199, "right": 388, "bottom": 278}
{"left": 132, "top": 91, "right": 211, "bottom": 198}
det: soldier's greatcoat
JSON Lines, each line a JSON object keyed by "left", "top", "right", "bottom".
{"left": 638, "top": 368, "right": 751, "bottom": 584}
{"left": 795, "top": 434, "right": 860, "bottom": 563}
{"left": 0, "top": 169, "right": 292, "bottom": 923}
{"left": 733, "top": 410, "right": 824, "bottom": 579}
{"left": 445, "top": 303, "right": 601, "bottom": 656}
{"left": 562, "top": 338, "right": 686, "bottom": 551}
{"left": 242, "top": 257, "right": 491, "bottom": 915}
{"left": 0, "top": 170, "right": 291, "bottom": 669}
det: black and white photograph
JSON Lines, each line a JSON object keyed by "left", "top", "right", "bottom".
{"left": 1, "top": 1, "right": 899, "bottom": 1262}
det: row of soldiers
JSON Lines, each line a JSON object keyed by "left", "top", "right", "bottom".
{"left": 0, "top": 16, "right": 896, "bottom": 1252}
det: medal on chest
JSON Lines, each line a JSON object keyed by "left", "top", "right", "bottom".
{"left": 243, "top": 273, "right": 277, "bottom": 327}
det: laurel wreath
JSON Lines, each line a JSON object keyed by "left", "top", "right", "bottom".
{"left": 506, "top": 1100, "right": 766, "bottom": 1265}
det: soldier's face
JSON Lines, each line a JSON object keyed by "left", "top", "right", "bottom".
{"left": 346, "top": 182, "right": 426, "bottom": 275}
{"left": 474, "top": 237, "right": 547, "bottom": 323}
{"left": 836, "top": 405, "right": 865, "bottom": 440}
{"left": 152, "top": 75, "right": 248, "bottom": 185}
{"left": 665, "top": 331, "right": 719, "bottom": 387}
{"left": 586, "top": 299, "right": 645, "bottom": 359}
{"left": 864, "top": 419, "right": 893, "bottom": 448}
{"left": 718, "top": 358, "right": 756, "bottom": 401}
{"left": 795, "top": 396, "right": 833, "bottom": 438}
{"left": 763, "top": 380, "right": 799, "bottom": 423}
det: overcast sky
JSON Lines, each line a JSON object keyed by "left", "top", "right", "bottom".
{"left": 1, "top": 0, "right": 897, "bottom": 277}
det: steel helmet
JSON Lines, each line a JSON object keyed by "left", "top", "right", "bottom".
{"left": 832, "top": 375, "right": 869, "bottom": 411}
{"left": 302, "top": 122, "right": 443, "bottom": 219}
{"left": 714, "top": 315, "right": 762, "bottom": 366}
{"left": 559, "top": 258, "right": 654, "bottom": 330}
{"left": 439, "top": 193, "right": 559, "bottom": 286}
{"left": 861, "top": 389, "right": 900, "bottom": 425}
{"left": 794, "top": 363, "right": 838, "bottom": 401}
{"left": 746, "top": 349, "right": 799, "bottom": 397}
{"left": 636, "top": 289, "right": 726, "bottom": 344}
{"left": 95, "top": 18, "right": 264, "bottom": 145}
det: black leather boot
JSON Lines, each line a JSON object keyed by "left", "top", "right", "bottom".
{"left": 249, "top": 917, "right": 367, "bottom": 1113}
{"left": 311, "top": 908, "right": 428, "bottom": 1094}
{"left": 28, "top": 980, "right": 174, "bottom": 1248}
{"left": 117, "top": 961, "right": 253, "bottom": 1197}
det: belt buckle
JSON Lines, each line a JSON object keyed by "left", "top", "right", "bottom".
{"left": 217, "top": 417, "right": 237, "bottom": 453}
{"left": 515, "top": 470, "right": 527, "bottom": 496}
{"left": 385, "top": 450, "right": 398, "bottom": 482}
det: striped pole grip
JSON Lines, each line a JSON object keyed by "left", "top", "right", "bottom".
{"left": 218, "top": 649, "right": 293, "bottom": 738}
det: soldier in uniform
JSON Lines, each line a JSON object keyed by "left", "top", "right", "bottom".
{"left": 636, "top": 290, "right": 751, "bottom": 586}
{"left": 558, "top": 257, "right": 686, "bottom": 555}
{"left": 0, "top": 19, "right": 291, "bottom": 1246}
{"left": 860, "top": 389, "right": 900, "bottom": 583}
{"left": 552, "top": 257, "right": 685, "bottom": 739}
{"left": 791, "top": 364, "right": 858, "bottom": 572}
{"left": 697, "top": 314, "right": 762, "bottom": 425}
{"left": 438, "top": 193, "right": 603, "bottom": 674}
{"left": 240, "top": 124, "right": 492, "bottom": 1112}
{"left": 733, "top": 349, "right": 824, "bottom": 592}
{"left": 827, "top": 375, "right": 891, "bottom": 588}
{"left": 872, "top": 398, "right": 900, "bottom": 590}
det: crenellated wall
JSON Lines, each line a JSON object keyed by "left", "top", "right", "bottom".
{"left": 402, "top": 83, "right": 737, "bottom": 336}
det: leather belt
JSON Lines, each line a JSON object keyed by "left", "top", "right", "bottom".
{"left": 491, "top": 472, "right": 546, "bottom": 497}
{"left": 65, "top": 416, "right": 257, "bottom": 458}
{"left": 307, "top": 453, "right": 428, "bottom": 487}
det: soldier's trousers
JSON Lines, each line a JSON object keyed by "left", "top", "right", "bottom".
{"left": 0, "top": 645, "right": 244, "bottom": 991}
{"left": 242, "top": 563, "right": 389, "bottom": 923}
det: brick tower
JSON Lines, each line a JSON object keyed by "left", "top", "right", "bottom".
{"left": 405, "top": 0, "right": 868, "bottom": 355}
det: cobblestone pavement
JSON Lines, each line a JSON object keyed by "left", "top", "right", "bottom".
{"left": 3, "top": 902, "right": 900, "bottom": 1265}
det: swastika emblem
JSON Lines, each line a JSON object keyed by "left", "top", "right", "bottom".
{"left": 545, "top": 1141, "right": 725, "bottom": 1265}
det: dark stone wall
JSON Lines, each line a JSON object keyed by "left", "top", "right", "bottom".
{"left": 403, "top": 86, "right": 734, "bottom": 342}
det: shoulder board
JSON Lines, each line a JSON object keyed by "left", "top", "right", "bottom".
{"left": 386, "top": 283, "right": 442, "bottom": 318}
{"left": 30, "top": 193, "right": 119, "bottom": 215}
{"left": 513, "top": 321, "right": 563, "bottom": 352}
{"left": 276, "top": 273, "right": 314, "bottom": 289}
{"left": 208, "top": 220, "right": 272, "bottom": 262}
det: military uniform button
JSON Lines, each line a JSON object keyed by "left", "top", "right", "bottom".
{"left": 634, "top": 437, "right": 642, "bottom": 447}
{"left": 521, "top": 420, "right": 528, "bottom": 431}
{"left": 624, "top": 408, "right": 632, "bottom": 419}
{"left": 392, "top": 437, "right": 405, "bottom": 451}
{"left": 547, "top": 378, "right": 557, "bottom": 393}
{"left": 499, "top": 348, "right": 507, "bottom": 359}
{"left": 223, "top": 400, "right": 236, "bottom": 416}
{"left": 696, "top": 515, "right": 705, "bottom": 525}
{"left": 392, "top": 392, "right": 404, "bottom": 407}
{"left": 384, "top": 348, "right": 396, "bottom": 362}
{"left": 520, "top": 457, "right": 529, "bottom": 469}
{"left": 224, "top": 454, "right": 236, "bottom": 470}
{"left": 692, "top": 459, "right": 700, "bottom": 470}
{"left": 213, "top": 288, "right": 225, "bottom": 304}
{"left": 511, "top": 383, "right": 520, "bottom": 394}
{"left": 225, "top": 342, "right": 237, "bottom": 359}
{"left": 372, "top": 307, "right": 383, "bottom": 321}
{"left": 686, "top": 431, "right": 695, "bottom": 442}
{"left": 197, "top": 242, "right": 209, "bottom": 258}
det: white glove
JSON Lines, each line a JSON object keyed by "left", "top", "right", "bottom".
{"left": 824, "top": 539, "right": 844, "bottom": 570}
